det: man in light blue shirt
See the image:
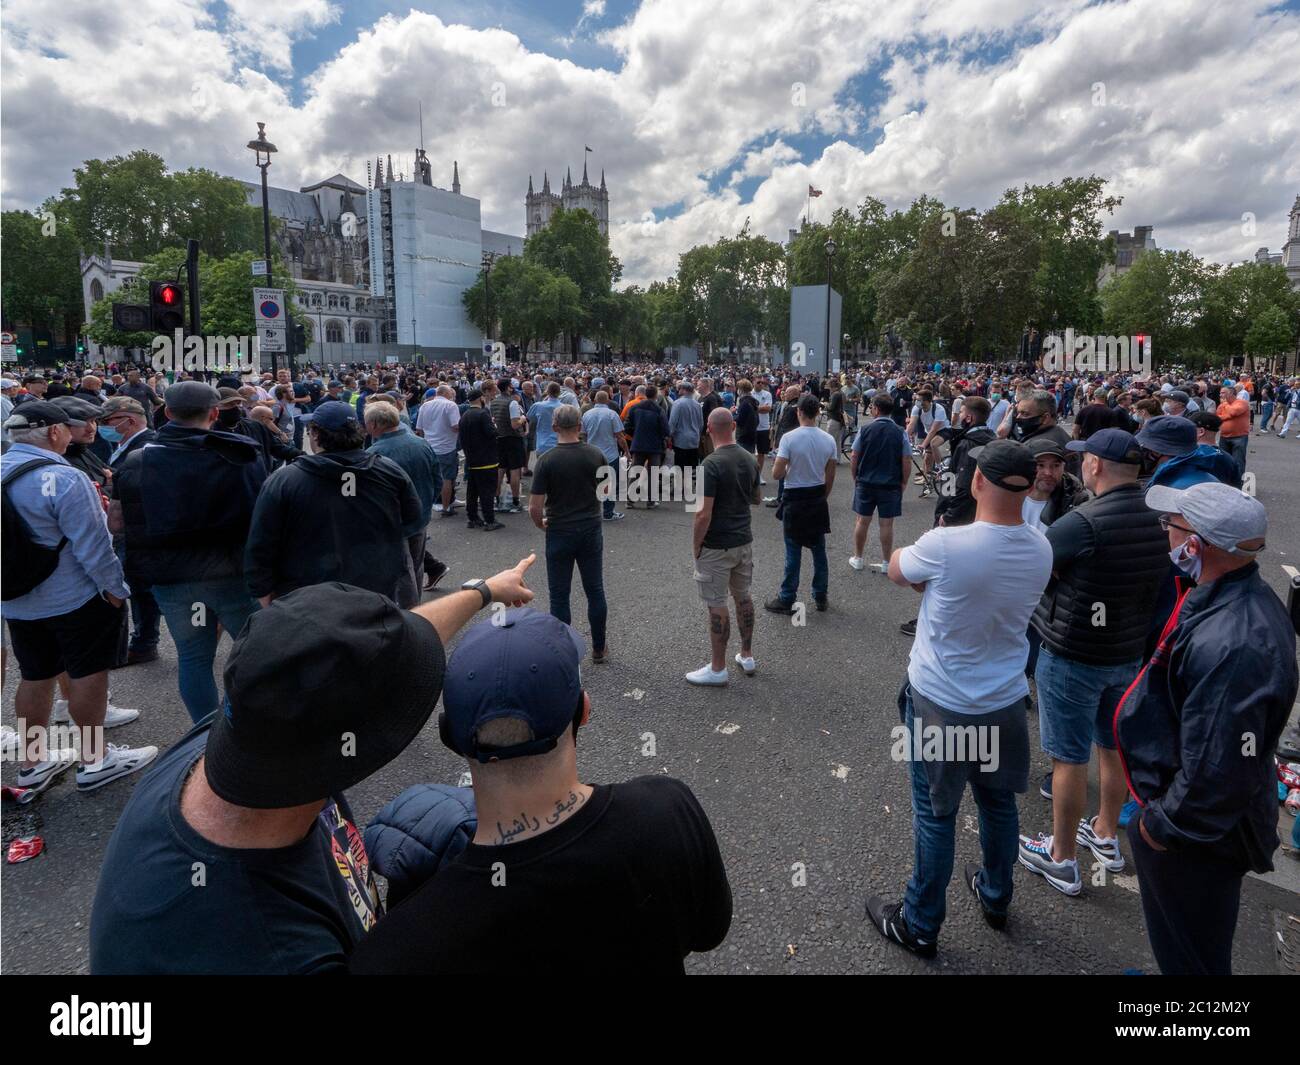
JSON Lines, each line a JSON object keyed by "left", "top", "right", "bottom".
{"left": 669, "top": 381, "right": 704, "bottom": 470}
{"left": 1, "top": 401, "right": 157, "bottom": 798}
{"left": 581, "top": 391, "right": 627, "bottom": 520}
{"left": 528, "top": 381, "right": 564, "bottom": 456}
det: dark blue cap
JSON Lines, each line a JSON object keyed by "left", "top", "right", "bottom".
{"left": 301, "top": 400, "right": 357, "bottom": 430}
{"left": 443, "top": 608, "right": 586, "bottom": 763}
{"left": 1066, "top": 427, "right": 1143, "bottom": 464}
{"left": 1135, "top": 414, "right": 1195, "bottom": 458}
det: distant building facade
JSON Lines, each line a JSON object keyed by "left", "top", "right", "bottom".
{"left": 526, "top": 160, "right": 609, "bottom": 237}
{"left": 1098, "top": 225, "right": 1158, "bottom": 286}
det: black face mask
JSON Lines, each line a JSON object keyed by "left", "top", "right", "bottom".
{"left": 217, "top": 408, "right": 242, "bottom": 428}
{"left": 1014, "top": 415, "right": 1043, "bottom": 437}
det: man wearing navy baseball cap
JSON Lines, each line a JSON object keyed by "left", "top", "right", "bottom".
{"left": 1138, "top": 413, "right": 1240, "bottom": 491}
{"left": 1020, "top": 427, "right": 1171, "bottom": 899}
{"left": 244, "top": 399, "right": 423, "bottom": 605}
{"left": 350, "top": 607, "right": 733, "bottom": 975}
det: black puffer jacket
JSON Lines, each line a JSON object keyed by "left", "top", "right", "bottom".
{"left": 1031, "top": 482, "right": 1169, "bottom": 665}
{"left": 1114, "top": 563, "right": 1298, "bottom": 872}
{"left": 243, "top": 449, "right": 420, "bottom": 600}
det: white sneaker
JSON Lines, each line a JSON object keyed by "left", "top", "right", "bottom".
{"left": 734, "top": 653, "right": 756, "bottom": 676}
{"left": 433, "top": 503, "right": 444, "bottom": 512}
{"left": 685, "top": 665, "right": 728, "bottom": 686}
{"left": 849, "top": 556, "right": 865, "bottom": 571}
{"left": 15, "top": 754, "right": 77, "bottom": 797}
{"left": 76, "top": 743, "right": 159, "bottom": 791}
{"left": 870, "top": 561, "right": 888, "bottom": 573}
{"left": 51, "top": 697, "right": 140, "bottom": 728}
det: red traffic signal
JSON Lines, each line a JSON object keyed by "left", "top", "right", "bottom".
{"left": 149, "top": 281, "right": 185, "bottom": 332}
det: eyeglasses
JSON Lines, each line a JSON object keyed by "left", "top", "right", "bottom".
{"left": 1157, "top": 515, "right": 1195, "bottom": 535}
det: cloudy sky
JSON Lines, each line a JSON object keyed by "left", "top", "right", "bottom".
{"left": 3, "top": 0, "right": 1298, "bottom": 285}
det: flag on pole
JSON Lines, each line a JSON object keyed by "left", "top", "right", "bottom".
{"left": 585, "top": 145, "right": 593, "bottom": 152}
{"left": 808, "top": 185, "right": 823, "bottom": 197}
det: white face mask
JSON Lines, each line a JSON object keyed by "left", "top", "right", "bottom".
{"left": 1161, "top": 402, "right": 1175, "bottom": 415}
{"left": 1169, "top": 536, "right": 1202, "bottom": 582}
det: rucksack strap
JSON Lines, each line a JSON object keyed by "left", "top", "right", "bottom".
{"left": 2, "top": 457, "right": 63, "bottom": 488}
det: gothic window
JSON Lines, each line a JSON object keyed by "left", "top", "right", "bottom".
{"left": 311, "top": 293, "right": 323, "bottom": 308}
{"left": 90, "top": 279, "right": 104, "bottom": 302}
{"left": 353, "top": 322, "right": 371, "bottom": 344}
{"left": 328, "top": 294, "right": 338, "bottom": 309}
{"left": 339, "top": 296, "right": 350, "bottom": 311}
{"left": 325, "top": 320, "right": 345, "bottom": 344}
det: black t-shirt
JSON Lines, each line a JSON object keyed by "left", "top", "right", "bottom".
{"left": 459, "top": 406, "right": 498, "bottom": 468}
{"left": 701, "top": 392, "right": 723, "bottom": 420}
{"left": 530, "top": 441, "right": 604, "bottom": 532}
{"left": 348, "top": 777, "right": 732, "bottom": 975}
{"left": 89, "top": 724, "right": 380, "bottom": 974}
{"left": 701, "top": 443, "right": 758, "bottom": 549}
{"left": 890, "top": 387, "right": 913, "bottom": 426}
{"left": 735, "top": 396, "right": 758, "bottom": 447}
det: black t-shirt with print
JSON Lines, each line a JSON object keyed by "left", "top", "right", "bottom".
{"left": 90, "top": 722, "right": 380, "bottom": 974}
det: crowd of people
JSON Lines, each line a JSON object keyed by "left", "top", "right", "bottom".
{"left": 1, "top": 352, "right": 1297, "bottom": 976}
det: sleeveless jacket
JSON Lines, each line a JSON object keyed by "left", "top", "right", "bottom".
{"left": 1031, "top": 482, "right": 1169, "bottom": 665}
{"left": 490, "top": 393, "right": 523, "bottom": 438}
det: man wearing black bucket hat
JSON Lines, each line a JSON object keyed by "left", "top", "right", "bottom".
{"left": 349, "top": 607, "right": 733, "bottom": 975}
{"left": 88, "top": 555, "right": 537, "bottom": 975}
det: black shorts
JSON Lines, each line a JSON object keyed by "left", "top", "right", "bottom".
{"left": 497, "top": 436, "right": 527, "bottom": 471}
{"left": 6, "top": 594, "right": 126, "bottom": 681}
{"left": 756, "top": 429, "right": 771, "bottom": 454}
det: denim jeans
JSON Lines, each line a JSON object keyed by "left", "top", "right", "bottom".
{"left": 545, "top": 524, "right": 607, "bottom": 651}
{"left": 152, "top": 577, "right": 260, "bottom": 722}
{"left": 1035, "top": 646, "right": 1140, "bottom": 764}
{"left": 1218, "top": 434, "right": 1247, "bottom": 476}
{"left": 116, "top": 543, "right": 159, "bottom": 652}
{"left": 778, "top": 534, "right": 828, "bottom": 603}
{"left": 901, "top": 687, "right": 1019, "bottom": 940}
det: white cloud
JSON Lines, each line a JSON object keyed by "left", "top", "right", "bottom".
{"left": 2, "top": 0, "right": 1297, "bottom": 288}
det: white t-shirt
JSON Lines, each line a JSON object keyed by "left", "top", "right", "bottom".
{"left": 910, "top": 402, "right": 949, "bottom": 435}
{"left": 416, "top": 396, "right": 461, "bottom": 453}
{"left": 1021, "top": 495, "right": 1050, "bottom": 532}
{"left": 897, "top": 521, "right": 1052, "bottom": 713}
{"left": 754, "top": 389, "right": 773, "bottom": 431}
{"left": 776, "top": 425, "right": 836, "bottom": 489}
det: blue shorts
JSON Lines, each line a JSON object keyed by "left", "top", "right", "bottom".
{"left": 435, "top": 450, "right": 459, "bottom": 481}
{"left": 853, "top": 484, "right": 902, "bottom": 519}
{"left": 1035, "top": 645, "right": 1140, "bottom": 764}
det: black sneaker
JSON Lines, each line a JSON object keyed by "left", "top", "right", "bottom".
{"left": 482, "top": 521, "right": 504, "bottom": 531}
{"left": 467, "top": 519, "right": 485, "bottom": 529}
{"left": 508, "top": 502, "right": 522, "bottom": 514}
{"left": 899, "top": 618, "right": 917, "bottom": 636}
{"left": 1039, "top": 771, "right": 1053, "bottom": 800}
{"left": 963, "top": 863, "right": 1007, "bottom": 930}
{"left": 764, "top": 596, "right": 795, "bottom": 615}
{"left": 815, "top": 597, "right": 828, "bottom": 612}
{"left": 424, "top": 560, "right": 449, "bottom": 590}
{"left": 865, "top": 895, "right": 936, "bottom": 958}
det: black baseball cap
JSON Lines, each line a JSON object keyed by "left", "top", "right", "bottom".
{"left": 207, "top": 583, "right": 446, "bottom": 809}
{"left": 165, "top": 381, "right": 221, "bottom": 417}
{"left": 2, "top": 400, "right": 72, "bottom": 430}
{"left": 971, "top": 439, "right": 1037, "bottom": 491}
{"left": 1026, "top": 435, "right": 1068, "bottom": 460}
{"left": 1066, "top": 427, "right": 1142, "bottom": 464}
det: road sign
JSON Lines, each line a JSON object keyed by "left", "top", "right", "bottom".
{"left": 1, "top": 345, "right": 16, "bottom": 363}
{"left": 251, "top": 259, "right": 268, "bottom": 276}
{"left": 1, "top": 332, "right": 13, "bottom": 345}
{"left": 260, "top": 326, "right": 286, "bottom": 352}
{"left": 253, "top": 288, "right": 284, "bottom": 326}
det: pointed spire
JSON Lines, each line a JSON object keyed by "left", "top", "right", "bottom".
{"left": 582, "top": 158, "right": 589, "bottom": 184}
{"left": 528, "top": 174, "right": 534, "bottom": 196}
{"left": 565, "top": 166, "right": 571, "bottom": 190}
{"left": 542, "top": 171, "right": 550, "bottom": 194}
{"left": 600, "top": 168, "right": 606, "bottom": 190}
{"left": 387, "top": 155, "right": 394, "bottom": 184}
{"left": 452, "top": 160, "right": 461, "bottom": 195}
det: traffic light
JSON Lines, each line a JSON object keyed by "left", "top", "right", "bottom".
{"left": 291, "top": 320, "right": 306, "bottom": 355}
{"left": 150, "top": 281, "right": 185, "bottom": 332}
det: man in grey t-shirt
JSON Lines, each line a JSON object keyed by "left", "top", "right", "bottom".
{"left": 581, "top": 391, "right": 627, "bottom": 521}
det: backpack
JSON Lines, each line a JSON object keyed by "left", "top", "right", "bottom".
{"left": 2, "top": 458, "right": 69, "bottom": 601}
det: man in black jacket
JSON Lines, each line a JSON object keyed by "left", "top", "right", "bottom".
{"left": 110, "top": 382, "right": 267, "bottom": 722}
{"left": 244, "top": 400, "right": 420, "bottom": 604}
{"left": 1116, "top": 482, "right": 1296, "bottom": 973}
{"left": 1018, "top": 429, "right": 1171, "bottom": 897}
{"left": 101, "top": 396, "right": 159, "bottom": 664}
{"left": 214, "top": 388, "right": 300, "bottom": 470}
{"left": 933, "top": 395, "right": 995, "bottom": 528}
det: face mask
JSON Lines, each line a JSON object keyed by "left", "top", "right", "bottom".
{"left": 1161, "top": 402, "right": 1175, "bottom": 415}
{"left": 217, "top": 408, "right": 241, "bottom": 428}
{"left": 98, "top": 425, "right": 123, "bottom": 443}
{"left": 1169, "top": 536, "right": 1202, "bottom": 581}
{"left": 989, "top": 393, "right": 1001, "bottom": 402}
{"left": 1014, "top": 415, "right": 1042, "bottom": 437}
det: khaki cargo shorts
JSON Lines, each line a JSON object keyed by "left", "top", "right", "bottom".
{"left": 693, "top": 543, "right": 753, "bottom": 607}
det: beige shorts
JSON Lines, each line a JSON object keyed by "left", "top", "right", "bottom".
{"left": 693, "top": 543, "right": 753, "bottom": 607}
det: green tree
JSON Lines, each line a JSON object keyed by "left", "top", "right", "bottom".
{"left": 1101, "top": 249, "right": 1208, "bottom": 358}
{"left": 1, "top": 207, "right": 85, "bottom": 339}
{"left": 676, "top": 223, "right": 786, "bottom": 358}
{"left": 523, "top": 207, "right": 621, "bottom": 351}
{"left": 463, "top": 256, "right": 582, "bottom": 352}
{"left": 1201, "top": 261, "right": 1300, "bottom": 364}
{"left": 1244, "top": 303, "right": 1296, "bottom": 367}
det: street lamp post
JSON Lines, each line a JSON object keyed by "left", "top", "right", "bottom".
{"left": 246, "top": 122, "right": 279, "bottom": 372}
{"left": 824, "top": 235, "right": 838, "bottom": 381}
{"left": 481, "top": 251, "right": 497, "bottom": 370}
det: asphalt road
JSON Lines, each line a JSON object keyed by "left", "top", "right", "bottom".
{"left": 4, "top": 426, "right": 1298, "bottom": 975}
